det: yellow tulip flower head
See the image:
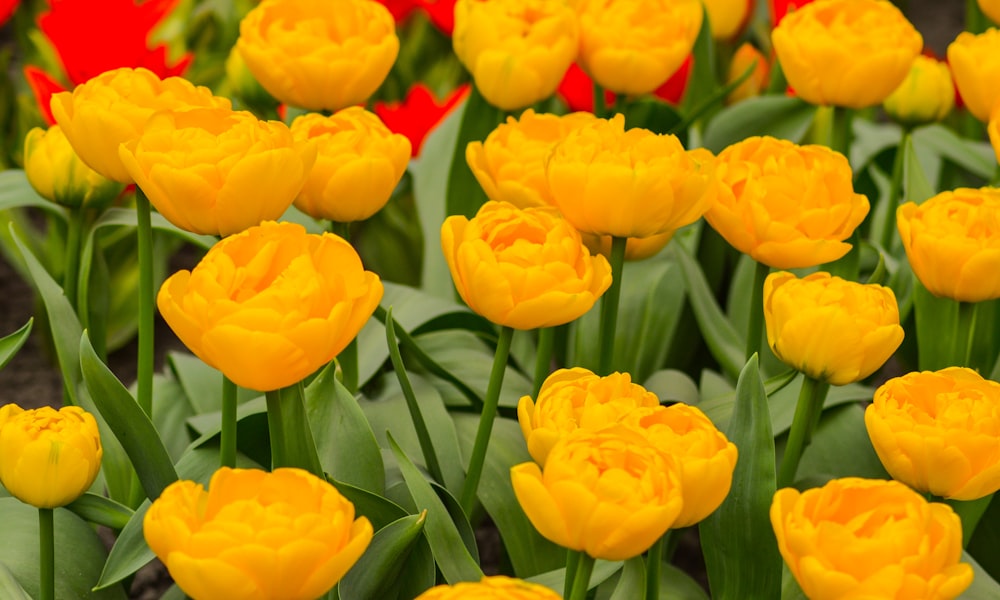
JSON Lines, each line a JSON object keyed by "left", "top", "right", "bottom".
{"left": 883, "top": 55, "right": 955, "bottom": 127}
{"left": 415, "top": 576, "right": 562, "bottom": 599}
{"left": 948, "top": 28, "right": 1000, "bottom": 122}
{"left": 23, "top": 124, "right": 122, "bottom": 210}
{"left": 981, "top": 0, "right": 1000, "bottom": 25}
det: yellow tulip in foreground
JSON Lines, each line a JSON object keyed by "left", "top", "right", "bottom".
{"left": 883, "top": 55, "right": 955, "bottom": 127}
{"left": 157, "top": 221, "right": 383, "bottom": 392}
{"left": 415, "top": 576, "right": 561, "bottom": 599}
{"left": 764, "top": 272, "right": 903, "bottom": 385}
{"left": 948, "top": 28, "right": 1000, "bottom": 122}
{"left": 897, "top": 187, "right": 1000, "bottom": 303}
{"left": 291, "top": 108, "right": 411, "bottom": 223}
{"left": 517, "top": 368, "right": 661, "bottom": 465}
{"left": 453, "top": 0, "right": 578, "bottom": 111}
{"left": 50, "top": 67, "right": 230, "bottom": 183}
{"left": 23, "top": 124, "right": 122, "bottom": 210}
{"left": 771, "top": 477, "right": 973, "bottom": 600}
{"left": 866, "top": 368, "right": 1000, "bottom": 501}
{"left": 705, "top": 136, "right": 869, "bottom": 269}
{"left": 441, "top": 201, "right": 612, "bottom": 330}
{"left": 511, "top": 428, "right": 684, "bottom": 560}
{"left": 771, "top": 0, "right": 922, "bottom": 108}
{"left": 144, "top": 467, "right": 372, "bottom": 600}
{"left": 237, "top": 0, "right": 398, "bottom": 111}
{"left": 576, "top": 0, "right": 703, "bottom": 95}
{"left": 119, "top": 107, "right": 315, "bottom": 237}
{"left": 0, "top": 404, "right": 102, "bottom": 509}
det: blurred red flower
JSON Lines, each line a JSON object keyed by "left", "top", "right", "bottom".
{"left": 379, "top": 0, "right": 420, "bottom": 22}
{"left": 0, "top": 0, "right": 17, "bottom": 26}
{"left": 770, "top": 0, "right": 814, "bottom": 26}
{"left": 373, "top": 83, "right": 469, "bottom": 157}
{"left": 420, "top": 0, "right": 456, "bottom": 35}
{"left": 557, "top": 56, "right": 693, "bottom": 113}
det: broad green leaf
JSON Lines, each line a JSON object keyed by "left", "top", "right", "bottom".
{"left": 643, "top": 369, "right": 700, "bottom": 406}
{"left": 913, "top": 282, "right": 959, "bottom": 371}
{"left": 968, "top": 492, "right": 1000, "bottom": 581}
{"left": 526, "top": 560, "right": 623, "bottom": 595}
{"left": 331, "top": 478, "right": 409, "bottom": 532}
{"left": 337, "top": 513, "right": 435, "bottom": 600}
{"left": 0, "top": 318, "right": 30, "bottom": 370}
{"left": 0, "top": 170, "right": 67, "bottom": 217}
{"left": 0, "top": 562, "right": 31, "bottom": 600}
{"left": 186, "top": 396, "right": 272, "bottom": 468}
{"left": 961, "top": 551, "right": 1000, "bottom": 600}
{"left": 151, "top": 372, "right": 195, "bottom": 462}
{"left": 680, "top": 4, "right": 717, "bottom": 115}
{"left": 794, "top": 404, "right": 890, "bottom": 484}
{"left": 622, "top": 99, "right": 683, "bottom": 135}
{"left": 702, "top": 96, "right": 817, "bottom": 154}
{"left": 903, "top": 134, "right": 935, "bottom": 204}
{"left": 701, "top": 355, "right": 781, "bottom": 600}
{"left": 912, "top": 124, "right": 997, "bottom": 180}
{"left": 655, "top": 563, "right": 712, "bottom": 600}
{"left": 850, "top": 119, "right": 904, "bottom": 174}
{"left": 267, "top": 383, "right": 324, "bottom": 476}
{"left": 608, "top": 557, "right": 645, "bottom": 600}
{"left": 66, "top": 493, "right": 133, "bottom": 530}
{"left": 445, "top": 85, "right": 502, "bottom": 220}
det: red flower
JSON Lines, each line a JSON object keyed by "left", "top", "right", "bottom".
{"left": 0, "top": 0, "right": 18, "bottom": 26}
{"left": 379, "top": 0, "right": 420, "bottom": 22}
{"left": 420, "top": 0, "right": 456, "bottom": 35}
{"left": 653, "top": 54, "right": 694, "bottom": 105}
{"left": 770, "top": 0, "right": 814, "bottom": 26}
{"left": 373, "top": 83, "right": 469, "bottom": 157}
{"left": 557, "top": 56, "right": 693, "bottom": 112}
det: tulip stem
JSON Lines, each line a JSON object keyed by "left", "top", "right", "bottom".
{"left": 136, "top": 188, "right": 154, "bottom": 418}
{"left": 777, "top": 375, "right": 830, "bottom": 488}
{"left": 878, "top": 130, "right": 910, "bottom": 252}
{"left": 531, "top": 327, "right": 554, "bottom": 398}
{"left": 63, "top": 207, "right": 84, "bottom": 312}
{"left": 598, "top": 236, "right": 628, "bottom": 375}
{"left": 830, "top": 106, "right": 853, "bottom": 160}
{"left": 566, "top": 551, "right": 595, "bottom": 600}
{"left": 745, "top": 260, "right": 770, "bottom": 361}
{"left": 38, "top": 508, "right": 54, "bottom": 600}
{"left": 645, "top": 534, "right": 665, "bottom": 600}
{"left": 593, "top": 81, "right": 607, "bottom": 117}
{"left": 957, "top": 301, "right": 978, "bottom": 369}
{"left": 460, "top": 325, "right": 514, "bottom": 515}
{"left": 221, "top": 375, "right": 238, "bottom": 468}
{"left": 329, "top": 221, "right": 359, "bottom": 393}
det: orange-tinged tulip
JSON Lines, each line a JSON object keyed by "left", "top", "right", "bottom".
{"left": 511, "top": 428, "right": 684, "bottom": 560}
{"left": 771, "top": 0, "right": 922, "bottom": 108}
{"left": 726, "top": 42, "right": 769, "bottom": 105}
{"left": 764, "top": 271, "right": 903, "bottom": 385}
{"left": 157, "top": 221, "right": 383, "bottom": 392}
{"left": 897, "top": 187, "right": 1000, "bottom": 303}
{"left": 948, "top": 28, "right": 1000, "bottom": 122}
{"left": 415, "top": 576, "right": 562, "bottom": 599}
{"left": 576, "top": 0, "right": 703, "bottom": 95}
{"left": 883, "top": 55, "right": 955, "bottom": 126}
{"left": 771, "top": 477, "right": 973, "bottom": 600}
{"left": 546, "top": 114, "right": 713, "bottom": 239}
{"left": 237, "top": 0, "right": 399, "bottom": 111}
{"left": 119, "top": 107, "right": 315, "bottom": 237}
{"left": 23, "top": 124, "right": 122, "bottom": 210}
{"left": 50, "top": 67, "right": 230, "bottom": 183}
{"left": 441, "top": 201, "right": 612, "bottom": 330}
{"left": 705, "top": 136, "right": 869, "bottom": 269}
{"left": 517, "top": 368, "right": 660, "bottom": 466}
{"left": 866, "top": 368, "right": 1000, "bottom": 501}
{"left": 144, "top": 467, "right": 372, "bottom": 600}
{"left": 453, "top": 0, "right": 579, "bottom": 111}
{"left": 982, "top": 0, "right": 1000, "bottom": 24}
{"left": 0, "top": 404, "right": 102, "bottom": 509}
{"left": 291, "top": 108, "right": 411, "bottom": 223}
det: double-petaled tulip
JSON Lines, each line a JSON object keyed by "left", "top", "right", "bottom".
{"left": 883, "top": 55, "right": 955, "bottom": 127}
{"left": 145, "top": 467, "right": 372, "bottom": 600}
{"left": 157, "top": 221, "right": 383, "bottom": 392}
{"left": 23, "top": 124, "right": 122, "bottom": 210}
{"left": 771, "top": 0, "right": 922, "bottom": 108}
{"left": 726, "top": 42, "right": 770, "bottom": 105}
{"left": 452, "top": 0, "right": 579, "bottom": 111}
{"left": 897, "top": 187, "right": 1000, "bottom": 303}
{"left": 291, "top": 108, "right": 411, "bottom": 223}
{"left": 0, "top": 405, "right": 102, "bottom": 509}
{"left": 441, "top": 201, "right": 612, "bottom": 330}
{"left": 576, "top": 0, "right": 703, "bottom": 96}
{"left": 771, "top": 477, "right": 973, "bottom": 600}
{"left": 764, "top": 271, "right": 904, "bottom": 385}
{"left": 701, "top": 0, "right": 754, "bottom": 41}
{"left": 511, "top": 428, "right": 684, "bottom": 560}
{"left": 948, "top": 28, "right": 1000, "bottom": 121}
{"left": 546, "top": 114, "right": 714, "bottom": 240}
{"left": 705, "top": 136, "right": 869, "bottom": 269}
{"left": 982, "top": 0, "right": 1000, "bottom": 25}
{"left": 237, "top": 0, "right": 399, "bottom": 112}
{"left": 50, "top": 67, "right": 230, "bottom": 183}
{"left": 866, "top": 368, "right": 1000, "bottom": 501}
{"left": 415, "top": 576, "right": 562, "bottom": 599}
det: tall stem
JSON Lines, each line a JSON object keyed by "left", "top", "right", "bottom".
{"left": 265, "top": 389, "right": 287, "bottom": 469}
{"left": 38, "top": 508, "right": 54, "bottom": 600}
{"left": 135, "top": 188, "right": 154, "bottom": 417}
{"left": 879, "top": 130, "right": 910, "bottom": 251}
{"left": 777, "top": 375, "right": 830, "bottom": 488}
{"left": 645, "top": 534, "right": 666, "bottom": 600}
{"left": 593, "top": 81, "right": 607, "bottom": 118}
{"left": 957, "top": 301, "right": 979, "bottom": 369}
{"left": 745, "top": 260, "right": 770, "bottom": 361}
{"left": 63, "top": 207, "right": 84, "bottom": 311}
{"left": 598, "top": 236, "right": 627, "bottom": 375}
{"left": 830, "top": 106, "right": 853, "bottom": 159}
{"left": 531, "top": 327, "right": 555, "bottom": 398}
{"left": 460, "top": 326, "right": 514, "bottom": 514}
{"left": 220, "top": 375, "right": 238, "bottom": 468}
{"left": 566, "top": 551, "right": 595, "bottom": 600}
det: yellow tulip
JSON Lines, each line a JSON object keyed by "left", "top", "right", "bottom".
{"left": 705, "top": 136, "right": 869, "bottom": 269}
{"left": 771, "top": 0, "right": 922, "bottom": 108}
{"left": 415, "top": 576, "right": 562, "bottom": 599}
{"left": 517, "top": 368, "right": 661, "bottom": 466}
{"left": 948, "top": 28, "right": 1000, "bottom": 122}
{"left": 119, "top": 107, "right": 314, "bottom": 237}
{"left": 764, "top": 271, "right": 904, "bottom": 385}
{"left": 441, "top": 201, "right": 612, "bottom": 330}
{"left": 726, "top": 42, "right": 769, "bottom": 105}
{"left": 771, "top": 477, "right": 973, "bottom": 600}
{"left": 453, "top": 0, "right": 579, "bottom": 111}
{"left": 0, "top": 404, "right": 102, "bottom": 509}
{"left": 981, "top": 0, "right": 1000, "bottom": 25}
{"left": 144, "top": 467, "right": 372, "bottom": 600}
{"left": 157, "top": 221, "right": 383, "bottom": 392}
{"left": 237, "top": 0, "right": 399, "bottom": 112}
{"left": 576, "top": 0, "right": 703, "bottom": 95}
{"left": 511, "top": 428, "right": 684, "bottom": 560}
{"left": 701, "top": 0, "right": 753, "bottom": 41}
{"left": 546, "top": 114, "right": 714, "bottom": 239}
{"left": 866, "top": 368, "right": 1000, "bottom": 501}
{"left": 883, "top": 55, "right": 955, "bottom": 127}
{"left": 897, "top": 187, "right": 1000, "bottom": 303}
{"left": 290, "top": 108, "right": 411, "bottom": 223}
{"left": 50, "top": 67, "right": 230, "bottom": 183}
{"left": 23, "top": 124, "right": 122, "bottom": 210}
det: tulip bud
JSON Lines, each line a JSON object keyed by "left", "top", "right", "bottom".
{"left": 726, "top": 43, "right": 769, "bottom": 105}
{"left": 23, "top": 125, "right": 122, "bottom": 210}
{"left": 948, "top": 28, "right": 1000, "bottom": 122}
{"left": 883, "top": 55, "right": 955, "bottom": 126}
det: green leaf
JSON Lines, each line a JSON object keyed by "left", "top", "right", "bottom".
{"left": 903, "top": 133, "right": 935, "bottom": 204}
{"left": 0, "top": 170, "right": 67, "bottom": 217}
{"left": 525, "top": 560, "right": 623, "bottom": 595}
{"left": 0, "top": 318, "right": 31, "bottom": 370}
{"left": 608, "top": 557, "right": 645, "bottom": 600}
{"left": 337, "top": 513, "right": 435, "bottom": 600}
{"left": 0, "top": 561, "right": 32, "bottom": 600}
{"left": 643, "top": 369, "right": 700, "bottom": 406}
{"left": 445, "top": 85, "right": 502, "bottom": 220}
{"left": 794, "top": 404, "right": 889, "bottom": 484}
{"left": 700, "top": 355, "right": 781, "bottom": 600}
{"left": 656, "top": 563, "right": 712, "bottom": 600}
{"left": 622, "top": 99, "right": 683, "bottom": 135}
{"left": 331, "top": 478, "right": 409, "bottom": 532}
{"left": 680, "top": 4, "right": 717, "bottom": 115}
{"left": 268, "top": 383, "right": 324, "bottom": 476}
{"left": 66, "top": 493, "right": 133, "bottom": 530}
{"left": 702, "top": 96, "right": 817, "bottom": 154}
{"left": 913, "top": 282, "right": 959, "bottom": 371}
{"left": 960, "top": 551, "right": 1000, "bottom": 600}
{"left": 912, "top": 124, "right": 997, "bottom": 180}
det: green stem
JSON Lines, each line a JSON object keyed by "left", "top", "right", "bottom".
{"left": 879, "top": 130, "right": 910, "bottom": 251}
{"left": 598, "top": 236, "right": 628, "bottom": 375}
{"left": 967, "top": 0, "right": 988, "bottom": 33}
{"left": 221, "top": 375, "right": 238, "bottom": 468}
{"left": 564, "top": 549, "right": 579, "bottom": 600}
{"left": 777, "top": 375, "right": 830, "bottom": 488}
{"left": 567, "top": 551, "right": 595, "bottom": 600}
{"left": 946, "top": 493, "right": 993, "bottom": 547}
{"left": 265, "top": 389, "right": 287, "bottom": 469}
{"left": 745, "top": 260, "right": 770, "bottom": 361}
{"left": 957, "top": 301, "right": 979, "bottom": 369}
{"left": 830, "top": 106, "right": 853, "bottom": 159}
{"left": 329, "top": 220, "right": 358, "bottom": 393}
{"left": 645, "top": 534, "right": 665, "bottom": 600}
{"left": 593, "top": 81, "right": 607, "bottom": 117}
{"left": 63, "top": 207, "right": 83, "bottom": 311}
{"left": 38, "top": 508, "right": 54, "bottom": 600}
{"left": 460, "top": 326, "right": 515, "bottom": 514}
{"left": 531, "top": 327, "right": 555, "bottom": 398}
{"left": 135, "top": 188, "right": 154, "bottom": 418}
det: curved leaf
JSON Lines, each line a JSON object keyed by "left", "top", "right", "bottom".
{"left": 338, "top": 513, "right": 435, "bottom": 600}
{"left": 66, "top": 493, "right": 133, "bottom": 530}
{"left": 702, "top": 96, "right": 817, "bottom": 154}
{"left": 0, "top": 318, "right": 31, "bottom": 371}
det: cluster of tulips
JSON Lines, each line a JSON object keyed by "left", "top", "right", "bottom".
{"left": 0, "top": 0, "right": 999, "bottom": 599}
